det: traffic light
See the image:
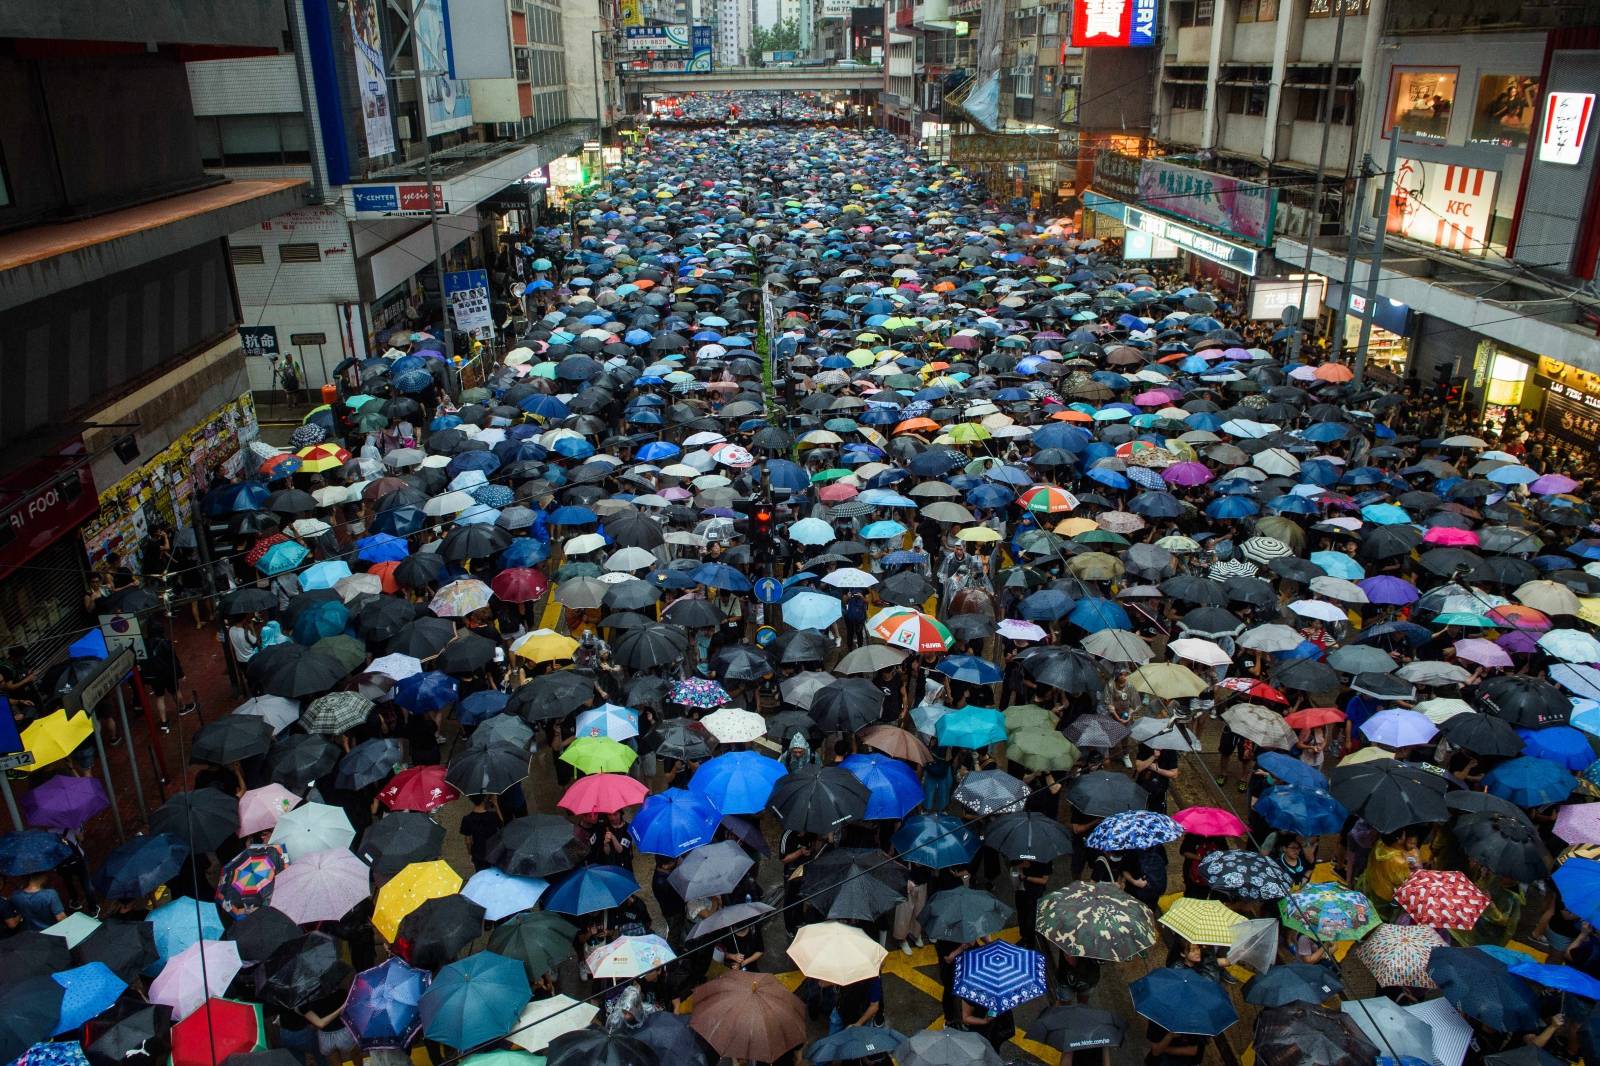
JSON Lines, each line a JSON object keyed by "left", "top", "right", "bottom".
{"left": 753, "top": 506, "right": 774, "bottom": 539}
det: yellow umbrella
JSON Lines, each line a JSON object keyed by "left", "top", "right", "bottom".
{"left": 512, "top": 629, "right": 579, "bottom": 663}
{"left": 956, "top": 526, "right": 1001, "bottom": 543}
{"left": 788, "top": 922, "right": 887, "bottom": 984}
{"left": 1578, "top": 596, "right": 1600, "bottom": 628}
{"left": 1159, "top": 897, "right": 1245, "bottom": 947}
{"left": 20, "top": 710, "right": 94, "bottom": 772}
{"left": 1338, "top": 746, "right": 1394, "bottom": 768}
{"left": 1126, "top": 663, "right": 1207, "bottom": 700}
{"left": 373, "top": 859, "right": 462, "bottom": 941}
{"left": 1053, "top": 518, "right": 1100, "bottom": 537}
{"left": 1067, "top": 552, "right": 1125, "bottom": 581}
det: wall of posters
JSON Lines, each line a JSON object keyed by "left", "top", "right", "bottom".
{"left": 1469, "top": 74, "right": 1539, "bottom": 149}
{"left": 1387, "top": 68, "right": 1457, "bottom": 141}
{"left": 1385, "top": 156, "right": 1499, "bottom": 257}
{"left": 413, "top": 0, "right": 474, "bottom": 136}
{"left": 349, "top": 0, "right": 397, "bottom": 156}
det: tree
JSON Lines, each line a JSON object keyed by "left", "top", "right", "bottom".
{"left": 750, "top": 17, "right": 802, "bottom": 62}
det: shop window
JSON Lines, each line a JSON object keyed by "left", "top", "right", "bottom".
{"left": 1469, "top": 74, "right": 1539, "bottom": 150}
{"left": 1385, "top": 68, "right": 1457, "bottom": 142}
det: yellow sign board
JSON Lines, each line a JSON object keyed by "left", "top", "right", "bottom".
{"left": 619, "top": 0, "right": 644, "bottom": 27}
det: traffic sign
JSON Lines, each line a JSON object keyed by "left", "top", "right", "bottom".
{"left": 753, "top": 576, "right": 784, "bottom": 604}
{"left": 755, "top": 626, "right": 777, "bottom": 646}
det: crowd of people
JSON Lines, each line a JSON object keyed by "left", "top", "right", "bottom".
{"left": 6, "top": 115, "right": 1600, "bottom": 1066}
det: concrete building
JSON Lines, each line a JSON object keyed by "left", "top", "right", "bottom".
{"left": 715, "top": 0, "right": 754, "bottom": 66}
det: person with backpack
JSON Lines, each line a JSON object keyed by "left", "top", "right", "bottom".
{"left": 842, "top": 589, "right": 867, "bottom": 648}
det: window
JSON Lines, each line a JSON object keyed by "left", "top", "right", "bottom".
{"left": 196, "top": 115, "right": 314, "bottom": 167}
{"left": 1294, "top": 86, "right": 1354, "bottom": 124}
{"left": 1228, "top": 85, "right": 1267, "bottom": 115}
{"left": 230, "top": 244, "right": 266, "bottom": 266}
{"left": 1170, "top": 83, "right": 1206, "bottom": 110}
{"left": 278, "top": 243, "right": 322, "bottom": 264}
{"left": 1386, "top": 68, "right": 1458, "bottom": 141}
{"left": 1470, "top": 74, "right": 1539, "bottom": 149}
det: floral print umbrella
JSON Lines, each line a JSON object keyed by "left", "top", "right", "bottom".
{"left": 669, "top": 677, "right": 731, "bottom": 709}
{"left": 1038, "top": 882, "right": 1157, "bottom": 962}
{"left": 1084, "top": 810, "right": 1183, "bottom": 852}
{"left": 1197, "top": 850, "right": 1295, "bottom": 901}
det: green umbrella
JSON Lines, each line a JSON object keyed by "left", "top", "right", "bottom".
{"left": 560, "top": 736, "right": 637, "bottom": 774}
{"left": 313, "top": 634, "right": 368, "bottom": 674}
{"left": 810, "top": 468, "right": 855, "bottom": 483}
{"left": 357, "top": 412, "right": 389, "bottom": 432}
{"left": 486, "top": 912, "right": 579, "bottom": 982}
{"left": 1003, "top": 704, "right": 1056, "bottom": 734}
{"left": 1007, "top": 730, "right": 1080, "bottom": 772}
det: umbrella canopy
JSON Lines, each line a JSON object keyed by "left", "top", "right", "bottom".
{"left": 1130, "top": 967, "right": 1238, "bottom": 1036}
{"left": 690, "top": 972, "right": 807, "bottom": 1061}
{"left": 419, "top": 952, "right": 531, "bottom": 1049}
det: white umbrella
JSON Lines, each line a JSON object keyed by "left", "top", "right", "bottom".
{"left": 368, "top": 653, "right": 423, "bottom": 680}
{"left": 1308, "top": 576, "right": 1369, "bottom": 604}
{"left": 424, "top": 491, "right": 475, "bottom": 517}
{"left": 701, "top": 707, "right": 766, "bottom": 743}
{"left": 604, "top": 546, "right": 659, "bottom": 572}
{"left": 1237, "top": 624, "right": 1304, "bottom": 653}
{"left": 1251, "top": 447, "right": 1301, "bottom": 476}
{"left": 233, "top": 695, "right": 300, "bottom": 734}
{"left": 1168, "top": 637, "right": 1232, "bottom": 669}
{"left": 510, "top": 995, "right": 600, "bottom": 1051}
{"left": 1081, "top": 630, "right": 1154, "bottom": 664}
{"left": 821, "top": 568, "right": 878, "bottom": 589}
{"left": 564, "top": 532, "right": 607, "bottom": 555}
{"left": 1288, "top": 599, "right": 1348, "bottom": 623}
{"left": 1129, "top": 717, "right": 1202, "bottom": 751}
{"left": 269, "top": 802, "right": 355, "bottom": 860}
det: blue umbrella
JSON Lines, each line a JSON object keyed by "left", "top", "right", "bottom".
{"left": 807, "top": 1027, "right": 908, "bottom": 1063}
{"left": 689, "top": 562, "right": 751, "bottom": 592}
{"left": 1068, "top": 598, "right": 1131, "bottom": 633}
{"left": 204, "top": 481, "right": 270, "bottom": 516}
{"left": 357, "top": 534, "right": 411, "bottom": 563}
{"left": 457, "top": 690, "right": 510, "bottom": 728}
{"left": 395, "top": 671, "right": 460, "bottom": 714}
{"left": 542, "top": 865, "right": 640, "bottom": 914}
{"left": 51, "top": 963, "right": 125, "bottom": 1035}
{"left": 299, "top": 560, "right": 353, "bottom": 591}
{"left": 462, "top": 869, "right": 549, "bottom": 922}
{"left": 292, "top": 599, "right": 349, "bottom": 645}
{"left": 1554, "top": 857, "right": 1600, "bottom": 923}
{"left": 1255, "top": 752, "right": 1327, "bottom": 790}
{"left": 147, "top": 897, "right": 223, "bottom": 961}
{"left": 840, "top": 755, "right": 923, "bottom": 821}
{"left": 936, "top": 706, "right": 1007, "bottom": 750}
{"left": 936, "top": 655, "right": 1002, "bottom": 685}
{"left": 954, "top": 940, "right": 1048, "bottom": 1012}
{"left": 257, "top": 541, "right": 309, "bottom": 576}
{"left": 1205, "top": 497, "right": 1259, "bottom": 520}
{"left": 344, "top": 957, "right": 430, "bottom": 1048}
{"left": 689, "top": 752, "right": 788, "bottom": 815}
{"left": 1130, "top": 967, "right": 1239, "bottom": 1036}
{"left": 1516, "top": 727, "right": 1596, "bottom": 771}
{"left": 0, "top": 831, "right": 73, "bottom": 876}
{"left": 891, "top": 814, "right": 979, "bottom": 869}
{"left": 547, "top": 505, "right": 598, "bottom": 526}
{"left": 636, "top": 441, "right": 680, "bottom": 462}
{"left": 419, "top": 952, "right": 531, "bottom": 1049}
{"left": 628, "top": 789, "right": 721, "bottom": 857}
{"left": 500, "top": 538, "right": 550, "bottom": 569}
{"left": 1018, "top": 590, "right": 1073, "bottom": 622}
{"left": 1483, "top": 756, "right": 1576, "bottom": 807}
{"left": 1085, "top": 809, "right": 1183, "bottom": 851}
{"left": 1428, "top": 946, "right": 1540, "bottom": 1032}
{"left": 372, "top": 506, "right": 427, "bottom": 537}
{"left": 1507, "top": 960, "right": 1600, "bottom": 1000}
{"left": 1310, "top": 552, "right": 1364, "bottom": 580}
{"left": 93, "top": 833, "right": 189, "bottom": 900}
{"left": 1255, "top": 785, "right": 1348, "bottom": 836}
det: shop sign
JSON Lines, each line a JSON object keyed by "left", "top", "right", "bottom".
{"left": 1068, "top": 0, "right": 1157, "bottom": 47}
{"left": 1539, "top": 376, "right": 1600, "bottom": 446}
{"left": 1124, "top": 206, "right": 1259, "bottom": 275}
{"left": 548, "top": 157, "right": 586, "bottom": 189}
{"left": 1250, "top": 278, "right": 1325, "bottom": 321}
{"left": 0, "top": 441, "right": 98, "bottom": 582}
{"left": 1091, "top": 150, "right": 1142, "bottom": 201}
{"left": 350, "top": 183, "right": 448, "bottom": 218}
{"left": 1346, "top": 292, "right": 1412, "bottom": 336}
{"left": 1385, "top": 157, "right": 1498, "bottom": 256}
{"left": 239, "top": 325, "right": 280, "bottom": 358}
{"left": 1123, "top": 229, "right": 1179, "bottom": 259}
{"left": 1539, "top": 92, "right": 1594, "bottom": 165}
{"left": 624, "top": 24, "right": 690, "bottom": 50}
{"left": 444, "top": 269, "right": 494, "bottom": 338}
{"left": 1136, "top": 159, "right": 1278, "bottom": 245}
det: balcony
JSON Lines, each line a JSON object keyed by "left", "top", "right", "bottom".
{"left": 1230, "top": 21, "right": 1277, "bottom": 63}
{"left": 1218, "top": 113, "right": 1265, "bottom": 159}
{"left": 1284, "top": 119, "right": 1351, "bottom": 171}
{"left": 1164, "top": 109, "right": 1205, "bottom": 146}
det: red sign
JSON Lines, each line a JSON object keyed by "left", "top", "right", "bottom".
{"left": 397, "top": 184, "right": 446, "bottom": 212}
{"left": 0, "top": 440, "right": 98, "bottom": 581}
{"left": 1069, "top": 0, "right": 1157, "bottom": 47}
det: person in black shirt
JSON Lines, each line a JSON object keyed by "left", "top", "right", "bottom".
{"left": 1013, "top": 858, "right": 1051, "bottom": 951}
{"left": 458, "top": 795, "right": 504, "bottom": 871}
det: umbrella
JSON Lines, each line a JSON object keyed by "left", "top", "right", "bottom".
{"left": 258, "top": 932, "right": 351, "bottom": 1013}
{"left": 86, "top": 1005, "right": 173, "bottom": 1066}
{"left": 169, "top": 999, "right": 264, "bottom": 1066}
{"left": 558, "top": 773, "right": 650, "bottom": 816}
{"left": 768, "top": 766, "right": 870, "bottom": 832}
{"left": 1198, "top": 849, "right": 1294, "bottom": 900}
{"left": 487, "top": 815, "right": 587, "bottom": 878}
{"left": 919, "top": 887, "right": 1013, "bottom": 942}
{"left": 689, "top": 972, "right": 807, "bottom": 1061}
{"left": 485, "top": 912, "right": 579, "bottom": 983}
{"left": 218, "top": 843, "right": 285, "bottom": 916}
{"left": 0, "top": 830, "right": 73, "bottom": 876}
{"left": 342, "top": 958, "right": 430, "bottom": 1049}
{"left": 0, "top": 977, "right": 64, "bottom": 1065}
{"left": 1243, "top": 963, "right": 1344, "bottom": 1007}
{"left": 1340, "top": 998, "right": 1437, "bottom": 1061}
{"left": 1066, "top": 770, "right": 1149, "bottom": 816}
{"left": 396, "top": 895, "right": 486, "bottom": 970}
{"left": 1328, "top": 760, "right": 1448, "bottom": 833}
{"left": 237, "top": 784, "right": 301, "bottom": 836}
{"left": 629, "top": 788, "right": 722, "bottom": 856}
{"left": 953, "top": 940, "right": 1048, "bottom": 1012}
{"left": 688, "top": 752, "right": 787, "bottom": 815}
{"left": 634, "top": 1011, "right": 714, "bottom": 1066}
{"left": 268, "top": 801, "right": 354, "bottom": 859}
{"left": 984, "top": 811, "right": 1073, "bottom": 861}
{"left": 1086, "top": 809, "right": 1183, "bottom": 851}
{"left": 1160, "top": 897, "right": 1245, "bottom": 947}
{"left": 190, "top": 716, "right": 274, "bottom": 765}
{"left": 668, "top": 840, "right": 753, "bottom": 899}
{"left": 148, "top": 790, "right": 239, "bottom": 854}
{"left": 807, "top": 1026, "right": 909, "bottom": 1063}
{"left": 542, "top": 864, "right": 639, "bottom": 914}
{"left": 1280, "top": 883, "right": 1380, "bottom": 941}
{"left": 270, "top": 847, "right": 370, "bottom": 925}
{"left": 508, "top": 995, "right": 599, "bottom": 1053}
{"left": 788, "top": 922, "right": 887, "bottom": 984}
{"left": 373, "top": 860, "right": 463, "bottom": 942}
{"left": 1253, "top": 1005, "right": 1378, "bottom": 1066}
{"left": 1038, "top": 882, "right": 1156, "bottom": 961}
{"left": 73, "top": 922, "right": 157, "bottom": 982}
{"left": 420, "top": 952, "right": 531, "bottom": 1049}
{"left": 1428, "top": 946, "right": 1540, "bottom": 1032}
{"left": 1027, "top": 1006, "right": 1126, "bottom": 1053}
{"left": 148, "top": 897, "right": 224, "bottom": 960}
{"left": 20, "top": 776, "right": 108, "bottom": 831}
{"left": 1394, "top": 869, "right": 1491, "bottom": 929}
{"left": 1130, "top": 966, "right": 1238, "bottom": 1036}
{"left": 52, "top": 962, "right": 127, "bottom": 1033}
{"left": 896, "top": 1030, "right": 1000, "bottom": 1066}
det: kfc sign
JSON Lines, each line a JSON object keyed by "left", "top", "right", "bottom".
{"left": 1385, "top": 157, "right": 1499, "bottom": 257}
{"left": 1539, "top": 92, "right": 1594, "bottom": 166}
{"left": 1070, "top": 0, "right": 1157, "bottom": 47}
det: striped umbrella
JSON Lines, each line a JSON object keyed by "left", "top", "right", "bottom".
{"left": 867, "top": 607, "right": 954, "bottom": 653}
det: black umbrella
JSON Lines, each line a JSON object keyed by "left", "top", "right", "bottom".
{"left": 919, "top": 887, "right": 1013, "bottom": 942}
{"left": 614, "top": 624, "right": 691, "bottom": 670}
{"left": 1455, "top": 811, "right": 1552, "bottom": 881}
{"left": 602, "top": 580, "right": 661, "bottom": 613}
{"left": 709, "top": 643, "right": 774, "bottom": 682}
{"left": 268, "top": 733, "right": 341, "bottom": 789}
{"left": 662, "top": 597, "right": 725, "bottom": 629}
{"left": 945, "top": 614, "right": 996, "bottom": 641}
{"left": 0, "top": 976, "right": 64, "bottom": 1064}
{"left": 148, "top": 787, "right": 240, "bottom": 852}
{"left": 337, "top": 738, "right": 406, "bottom": 791}
{"left": 605, "top": 512, "right": 666, "bottom": 550}
{"left": 545, "top": 1029, "right": 658, "bottom": 1066}
{"left": 1328, "top": 760, "right": 1449, "bottom": 833}
{"left": 1197, "top": 850, "right": 1294, "bottom": 901}
{"left": 1428, "top": 947, "right": 1541, "bottom": 1032}
{"left": 634, "top": 1011, "right": 714, "bottom": 1066}
{"left": 73, "top": 918, "right": 158, "bottom": 981}
{"left": 1242, "top": 963, "right": 1343, "bottom": 1007}
{"left": 223, "top": 906, "right": 302, "bottom": 963}
{"left": 1026, "top": 1006, "right": 1126, "bottom": 1053}
{"left": 396, "top": 894, "right": 485, "bottom": 970}
{"left": 1273, "top": 659, "right": 1340, "bottom": 693}
{"left": 356, "top": 595, "right": 423, "bottom": 642}
{"left": 1066, "top": 770, "right": 1149, "bottom": 817}
{"left": 1252, "top": 1005, "right": 1377, "bottom": 1066}
{"left": 251, "top": 646, "right": 349, "bottom": 699}
{"left": 439, "top": 525, "right": 511, "bottom": 562}
{"left": 486, "top": 911, "right": 579, "bottom": 982}
{"left": 387, "top": 617, "right": 457, "bottom": 658}
{"left": 190, "top": 715, "right": 275, "bottom": 765}
{"left": 878, "top": 571, "right": 937, "bottom": 607}
{"left": 511, "top": 671, "right": 595, "bottom": 721}
{"left": 435, "top": 632, "right": 499, "bottom": 674}
{"left": 258, "top": 932, "right": 352, "bottom": 1012}
{"left": 810, "top": 678, "right": 884, "bottom": 733}
{"left": 984, "top": 812, "right": 1073, "bottom": 862}
{"left": 1350, "top": 672, "right": 1416, "bottom": 701}
{"left": 1021, "top": 648, "right": 1104, "bottom": 693}
{"left": 86, "top": 1005, "right": 173, "bottom": 1066}
{"left": 802, "top": 848, "right": 907, "bottom": 921}
{"left": 358, "top": 812, "right": 445, "bottom": 879}
{"left": 3, "top": 929, "right": 70, "bottom": 974}
{"left": 393, "top": 553, "right": 448, "bottom": 589}
{"left": 488, "top": 815, "right": 588, "bottom": 877}
{"left": 1439, "top": 711, "right": 1524, "bottom": 756}
{"left": 645, "top": 718, "right": 716, "bottom": 762}
{"left": 1474, "top": 675, "right": 1572, "bottom": 727}
{"left": 445, "top": 743, "right": 529, "bottom": 796}
{"left": 94, "top": 832, "right": 190, "bottom": 899}
{"left": 221, "top": 587, "right": 278, "bottom": 617}
{"left": 768, "top": 766, "right": 870, "bottom": 833}
{"left": 769, "top": 628, "right": 833, "bottom": 665}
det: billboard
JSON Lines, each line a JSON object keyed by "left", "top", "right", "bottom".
{"left": 1136, "top": 158, "right": 1278, "bottom": 245}
{"left": 349, "top": 0, "right": 396, "bottom": 156}
{"left": 624, "top": 24, "right": 691, "bottom": 50}
{"left": 1539, "top": 91, "right": 1595, "bottom": 165}
{"left": 445, "top": 269, "right": 494, "bottom": 338}
{"left": 442, "top": 0, "right": 514, "bottom": 79}
{"left": 413, "top": 0, "right": 474, "bottom": 135}
{"left": 1069, "top": 0, "right": 1157, "bottom": 47}
{"left": 689, "top": 25, "right": 713, "bottom": 70}
{"left": 1249, "top": 278, "right": 1326, "bottom": 322}
{"left": 1385, "top": 157, "right": 1498, "bottom": 257}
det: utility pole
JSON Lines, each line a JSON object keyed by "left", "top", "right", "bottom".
{"left": 1287, "top": 0, "right": 1349, "bottom": 364}
{"left": 1330, "top": 156, "right": 1372, "bottom": 363}
{"left": 1352, "top": 126, "right": 1400, "bottom": 386}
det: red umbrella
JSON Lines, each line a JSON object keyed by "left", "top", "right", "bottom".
{"left": 378, "top": 765, "right": 461, "bottom": 813}
{"left": 491, "top": 567, "right": 549, "bottom": 603}
{"left": 1172, "top": 806, "right": 1247, "bottom": 838}
{"left": 557, "top": 773, "right": 649, "bottom": 816}
{"left": 1394, "top": 869, "right": 1491, "bottom": 929}
{"left": 1283, "top": 707, "right": 1346, "bottom": 730}
{"left": 366, "top": 562, "right": 402, "bottom": 593}
{"left": 170, "top": 999, "right": 264, "bottom": 1066}
{"left": 1219, "top": 677, "right": 1289, "bottom": 704}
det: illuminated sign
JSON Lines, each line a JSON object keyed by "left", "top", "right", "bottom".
{"left": 1539, "top": 91, "right": 1594, "bottom": 165}
{"left": 548, "top": 156, "right": 586, "bottom": 188}
{"left": 1385, "top": 157, "right": 1499, "bottom": 257}
{"left": 1069, "top": 0, "right": 1157, "bottom": 47}
{"left": 1249, "top": 278, "right": 1326, "bottom": 321}
{"left": 349, "top": 183, "right": 447, "bottom": 218}
{"left": 1136, "top": 159, "right": 1277, "bottom": 244}
{"left": 1123, "top": 230, "right": 1179, "bottom": 260}
{"left": 1124, "top": 206, "right": 1259, "bottom": 275}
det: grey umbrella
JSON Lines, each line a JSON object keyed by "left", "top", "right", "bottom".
{"left": 668, "top": 841, "right": 753, "bottom": 899}
{"left": 896, "top": 1029, "right": 1001, "bottom": 1066}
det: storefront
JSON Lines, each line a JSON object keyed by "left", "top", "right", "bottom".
{"left": 1474, "top": 351, "right": 1600, "bottom": 447}
{"left": 0, "top": 441, "right": 100, "bottom": 669}
{"left": 1324, "top": 285, "right": 1415, "bottom": 379}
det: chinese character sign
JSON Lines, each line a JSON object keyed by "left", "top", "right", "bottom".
{"left": 1135, "top": 159, "right": 1278, "bottom": 245}
{"left": 1069, "top": 0, "right": 1156, "bottom": 47}
{"left": 1539, "top": 92, "right": 1594, "bottom": 165}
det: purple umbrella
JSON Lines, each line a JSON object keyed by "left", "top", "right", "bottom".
{"left": 1531, "top": 474, "right": 1580, "bottom": 495}
{"left": 1357, "top": 576, "right": 1419, "bottom": 606}
{"left": 21, "top": 776, "right": 109, "bottom": 831}
{"left": 1359, "top": 709, "right": 1438, "bottom": 749}
{"left": 1454, "top": 638, "right": 1513, "bottom": 668}
{"left": 1498, "top": 631, "right": 1540, "bottom": 655}
{"left": 1162, "top": 462, "right": 1212, "bottom": 487}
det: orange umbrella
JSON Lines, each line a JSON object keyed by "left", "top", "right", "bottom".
{"left": 366, "top": 562, "right": 401, "bottom": 593}
{"left": 1283, "top": 706, "right": 1346, "bottom": 730}
{"left": 894, "top": 417, "right": 941, "bottom": 434}
{"left": 1051, "top": 409, "right": 1094, "bottom": 423}
{"left": 1314, "top": 362, "right": 1355, "bottom": 382}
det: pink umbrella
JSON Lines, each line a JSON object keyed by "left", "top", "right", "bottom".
{"left": 1133, "top": 390, "right": 1174, "bottom": 407}
{"left": 1554, "top": 803, "right": 1600, "bottom": 845}
{"left": 1532, "top": 474, "right": 1580, "bottom": 495}
{"left": 1162, "top": 461, "right": 1214, "bottom": 487}
{"left": 1423, "top": 526, "right": 1480, "bottom": 547}
{"left": 557, "top": 773, "right": 650, "bottom": 816}
{"left": 149, "top": 940, "right": 243, "bottom": 1021}
{"left": 271, "top": 848, "right": 372, "bottom": 925}
{"left": 818, "top": 483, "right": 858, "bottom": 502}
{"left": 1172, "top": 806, "right": 1247, "bottom": 837}
{"left": 997, "top": 618, "right": 1048, "bottom": 642}
{"left": 238, "top": 784, "right": 301, "bottom": 837}
{"left": 1454, "top": 637, "right": 1513, "bottom": 668}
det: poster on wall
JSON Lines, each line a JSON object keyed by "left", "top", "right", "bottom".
{"left": 1386, "top": 68, "right": 1457, "bottom": 142}
{"left": 1540, "top": 91, "right": 1595, "bottom": 165}
{"left": 349, "top": 0, "right": 397, "bottom": 156}
{"left": 413, "top": 0, "right": 474, "bottom": 135}
{"left": 1470, "top": 74, "right": 1539, "bottom": 149}
{"left": 445, "top": 269, "right": 495, "bottom": 338}
{"left": 1386, "top": 156, "right": 1499, "bottom": 256}
{"left": 1135, "top": 159, "right": 1278, "bottom": 245}
{"left": 619, "top": 0, "right": 645, "bottom": 26}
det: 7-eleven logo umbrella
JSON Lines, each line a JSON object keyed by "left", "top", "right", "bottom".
{"left": 868, "top": 607, "right": 954, "bottom": 652}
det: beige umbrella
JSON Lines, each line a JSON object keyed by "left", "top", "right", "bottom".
{"left": 920, "top": 501, "right": 975, "bottom": 524}
{"left": 788, "top": 922, "right": 887, "bottom": 984}
{"left": 836, "top": 645, "right": 909, "bottom": 674}
{"left": 1254, "top": 517, "right": 1307, "bottom": 553}
{"left": 510, "top": 995, "right": 600, "bottom": 1051}
{"left": 1068, "top": 552, "right": 1126, "bottom": 581}
{"left": 1310, "top": 576, "right": 1369, "bottom": 603}
{"left": 1414, "top": 698, "right": 1475, "bottom": 724}
{"left": 1237, "top": 624, "right": 1304, "bottom": 653}
{"left": 1516, "top": 579, "right": 1583, "bottom": 616}
{"left": 1222, "top": 703, "right": 1297, "bottom": 750}
{"left": 1081, "top": 629, "right": 1153, "bottom": 663}
{"left": 1097, "top": 511, "right": 1147, "bottom": 534}
{"left": 1126, "top": 662, "right": 1207, "bottom": 700}
{"left": 1168, "top": 637, "right": 1232, "bottom": 669}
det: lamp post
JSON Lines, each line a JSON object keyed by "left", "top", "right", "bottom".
{"left": 593, "top": 29, "right": 607, "bottom": 140}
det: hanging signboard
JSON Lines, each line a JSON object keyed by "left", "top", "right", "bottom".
{"left": 1539, "top": 91, "right": 1595, "bottom": 165}
{"left": 1136, "top": 159, "right": 1278, "bottom": 245}
{"left": 445, "top": 269, "right": 494, "bottom": 338}
{"left": 413, "top": 0, "right": 474, "bottom": 135}
{"left": 1124, "top": 206, "right": 1259, "bottom": 275}
{"left": 349, "top": 0, "right": 397, "bottom": 156}
{"left": 1069, "top": 0, "right": 1157, "bottom": 47}
{"left": 1385, "top": 157, "right": 1498, "bottom": 257}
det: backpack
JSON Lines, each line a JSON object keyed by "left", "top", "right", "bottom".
{"left": 843, "top": 592, "right": 867, "bottom": 623}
